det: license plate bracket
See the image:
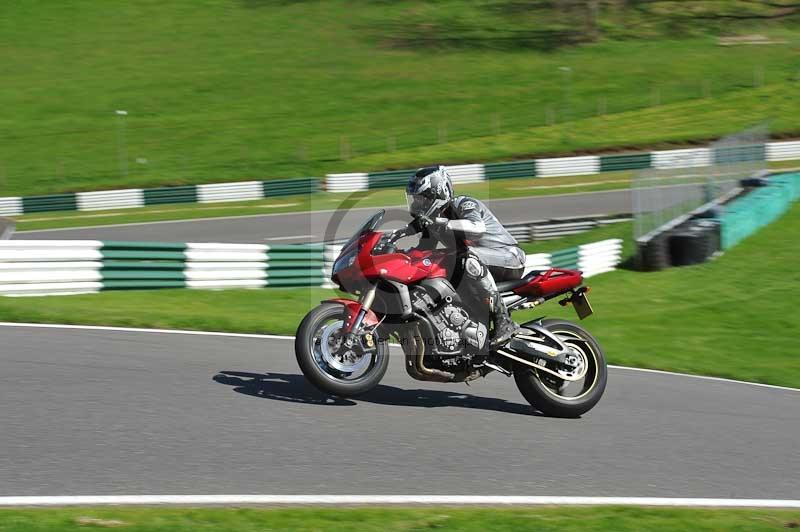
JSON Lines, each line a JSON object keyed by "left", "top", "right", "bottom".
{"left": 572, "top": 292, "right": 593, "bottom": 320}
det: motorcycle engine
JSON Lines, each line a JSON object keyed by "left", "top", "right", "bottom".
{"left": 410, "top": 284, "right": 488, "bottom": 354}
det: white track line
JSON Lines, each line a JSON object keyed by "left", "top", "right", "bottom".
{"left": 0, "top": 495, "right": 799, "bottom": 507}
{"left": 1, "top": 322, "right": 796, "bottom": 392}
{"left": 608, "top": 365, "right": 799, "bottom": 393}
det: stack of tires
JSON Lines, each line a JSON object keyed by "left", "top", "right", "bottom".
{"left": 636, "top": 219, "right": 721, "bottom": 271}
{"left": 635, "top": 234, "right": 671, "bottom": 271}
{"left": 668, "top": 220, "right": 720, "bottom": 267}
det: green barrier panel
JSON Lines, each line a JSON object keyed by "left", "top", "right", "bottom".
{"left": 368, "top": 169, "right": 412, "bottom": 189}
{"left": 102, "top": 270, "right": 186, "bottom": 281}
{"left": 101, "top": 250, "right": 186, "bottom": 260}
{"left": 101, "top": 241, "right": 187, "bottom": 251}
{"left": 484, "top": 160, "right": 536, "bottom": 180}
{"left": 549, "top": 247, "right": 579, "bottom": 269}
{"left": 101, "top": 260, "right": 186, "bottom": 270}
{"left": 263, "top": 177, "right": 319, "bottom": 197}
{"left": 599, "top": 153, "right": 652, "bottom": 172}
{"left": 142, "top": 185, "right": 198, "bottom": 206}
{"left": 101, "top": 280, "right": 187, "bottom": 290}
{"left": 21, "top": 193, "right": 78, "bottom": 213}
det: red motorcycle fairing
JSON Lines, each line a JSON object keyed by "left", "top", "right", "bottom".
{"left": 324, "top": 298, "right": 380, "bottom": 332}
{"left": 513, "top": 268, "right": 584, "bottom": 298}
{"left": 333, "top": 228, "right": 585, "bottom": 301}
{"left": 356, "top": 232, "right": 449, "bottom": 284}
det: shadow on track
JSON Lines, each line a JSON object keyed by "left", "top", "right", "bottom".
{"left": 213, "top": 370, "right": 537, "bottom": 416}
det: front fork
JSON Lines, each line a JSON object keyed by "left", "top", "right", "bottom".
{"left": 344, "top": 285, "right": 377, "bottom": 334}
{"left": 342, "top": 285, "right": 378, "bottom": 351}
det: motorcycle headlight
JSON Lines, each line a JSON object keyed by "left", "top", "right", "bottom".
{"left": 332, "top": 250, "right": 357, "bottom": 275}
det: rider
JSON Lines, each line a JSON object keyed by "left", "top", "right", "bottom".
{"left": 400, "top": 165, "right": 525, "bottom": 349}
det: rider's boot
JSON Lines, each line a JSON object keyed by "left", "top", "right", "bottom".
{"left": 489, "top": 294, "right": 519, "bottom": 350}
{"left": 463, "top": 252, "right": 520, "bottom": 350}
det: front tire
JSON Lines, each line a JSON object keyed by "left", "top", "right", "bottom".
{"left": 513, "top": 318, "right": 607, "bottom": 418}
{"left": 295, "top": 303, "right": 389, "bottom": 397}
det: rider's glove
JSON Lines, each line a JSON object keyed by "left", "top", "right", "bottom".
{"left": 417, "top": 215, "right": 448, "bottom": 231}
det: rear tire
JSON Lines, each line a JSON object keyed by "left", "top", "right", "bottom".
{"left": 295, "top": 303, "right": 389, "bottom": 397}
{"left": 513, "top": 318, "right": 607, "bottom": 418}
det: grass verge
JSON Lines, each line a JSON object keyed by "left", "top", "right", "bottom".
{"left": 2, "top": 0, "right": 800, "bottom": 196}
{"left": 0, "top": 506, "right": 798, "bottom": 532}
{"left": 1, "top": 204, "right": 798, "bottom": 387}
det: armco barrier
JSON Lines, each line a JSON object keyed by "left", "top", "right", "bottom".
{"left": 506, "top": 215, "right": 630, "bottom": 243}
{"left": 1, "top": 141, "right": 798, "bottom": 214}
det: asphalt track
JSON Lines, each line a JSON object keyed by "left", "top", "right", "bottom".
{"left": 1, "top": 323, "right": 797, "bottom": 498}
{"left": 15, "top": 190, "right": 638, "bottom": 244}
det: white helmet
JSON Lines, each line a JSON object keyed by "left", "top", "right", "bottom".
{"left": 405, "top": 165, "right": 453, "bottom": 217}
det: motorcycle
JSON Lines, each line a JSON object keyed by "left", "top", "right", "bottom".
{"left": 295, "top": 209, "right": 607, "bottom": 417}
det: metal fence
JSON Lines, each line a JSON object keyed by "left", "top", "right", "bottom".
{"left": 632, "top": 125, "right": 768, "bottom": 244}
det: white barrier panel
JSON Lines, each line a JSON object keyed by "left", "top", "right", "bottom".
{"left": 197, "top": 181, "right": 263, "bottom": 203}
{"left": 579, "top": 239, "right": 623, "bottom": 252}
{"left": 185, "top": 250, "right": 266, "bottom": 262}
{"left": 448, "top": 164, "right": 485, "bottom": 184}
{"left": 0, "top": 240, "right": 103, "bottom": 248}
{"left": 187, "top": 243, "right": 268, "bottom": 252}
{"left": 0, "top": 281, "right": 102, "bottom": 296}
{"left": 77, "top": 189, "right": 144, "bottom": 211}
{"left": 767, "top": 141, "right": 800, "bottom": 162}
{"left": 325, "top": 173, "right": 369, "bottom": 192}
{"left": 185, "top": 269, "right": 267, "bottom": 281}
{"left": 523, "top": 253, "right": 551, "bottom": 275}
{"left": 652, "top": 148, "right": 711, "bottom": 169}
{"left": 578, "top": 239, "right": 623, "bottom": 278}
{"left": 0, "top": 261, "right": 102, "bottom": 271}
{"left": 0, "top": 270, "right": 102, "bottom": 283}
{"left": 185, "top": 262, "right": 269, "bottom": 271}
{"left": 0, "top": 197, "right": 23, "bottom": 217}
{"left": 536, "top": 156, "right": 600, "bottom": 177}
{"left": 0, "top": 249, "right": 103, "bottom": 262}
{"left": 187, "top": 279, "right": 268, "bottom": 289}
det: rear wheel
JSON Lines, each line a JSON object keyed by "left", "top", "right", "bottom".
{"left": 295, "top": 303, "right": 389, "bottom": 397}
{"left": 513, "top": 318, "right": 607, "bottom": 418}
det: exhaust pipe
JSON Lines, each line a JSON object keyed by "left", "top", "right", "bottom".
{"left": 401, "top": 327, "right": 454, "bottom": 383}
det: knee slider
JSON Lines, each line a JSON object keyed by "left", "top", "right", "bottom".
{"left": 464, "top": 255, "right": 485, "bottom": 280}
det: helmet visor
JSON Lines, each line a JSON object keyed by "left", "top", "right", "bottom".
{"left": 406, "top": 192, "right": 434, "bottom": 216}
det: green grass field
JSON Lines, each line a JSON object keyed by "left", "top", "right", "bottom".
{"left": 0, "top": 506, "right": 797, "bottom": 532}
{"left": 1, "top": 0, "right": 799, "bottom": 197}
{"left": 2, "top": 202, "right": 798, "bottom": 387}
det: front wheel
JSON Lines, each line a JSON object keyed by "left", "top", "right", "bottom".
{"left": 513, "top": 318, "right": 607, "bottom": 418}
{"left": 295, "top": 303, "right": 389, "bottom": 397}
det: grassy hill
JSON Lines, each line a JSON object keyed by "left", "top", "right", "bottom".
{"left": 0, "top": 0, "right": 799, "bottom": 196}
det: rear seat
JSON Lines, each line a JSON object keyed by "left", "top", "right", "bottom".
{"left": 496, "top": 270, "right": 542, "bottom": 293}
